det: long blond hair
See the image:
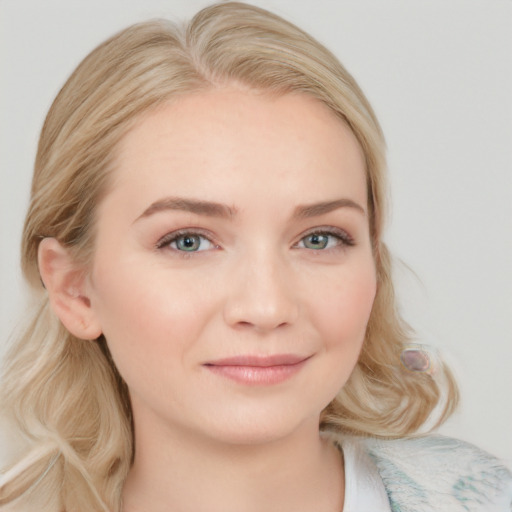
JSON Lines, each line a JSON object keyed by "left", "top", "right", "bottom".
{"left": 0, "top": 2, "right": 458, "bottom": 510}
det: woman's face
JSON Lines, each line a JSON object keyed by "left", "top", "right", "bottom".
{"left": 86, "top": 89, "right": 377, "bottom": 445}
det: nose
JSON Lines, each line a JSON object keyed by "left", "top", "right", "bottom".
{"left": 222, "top": 251, "right": 299, "bottom": 333}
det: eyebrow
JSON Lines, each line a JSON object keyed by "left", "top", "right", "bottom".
{"left": 293, "top": 198, "right": 366, "bottom": 218}
{"left": 135, "top": 196, "right": 365, "bottom": 222}
{"left": 136, "top": 197, "right": 237, "bottom": 221}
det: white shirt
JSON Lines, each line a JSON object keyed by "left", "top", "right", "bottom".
{"left": 340, "top": 438, "right": 392, "bottom": 512}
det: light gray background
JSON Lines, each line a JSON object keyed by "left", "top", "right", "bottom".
{"left": 1, "top": 0, "right": 511, "bottom": 467}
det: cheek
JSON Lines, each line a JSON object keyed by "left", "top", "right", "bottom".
{"left": 319, "top": 264, "right": 377, "bottom": 339}
{"left": 293, "top": 261, "right": 377, "bottom": 414}
{"left": 88, "top": 259, "right": 212, "bottom": 381}
{"left": 309, "top": 260, "right": 377, "bottom": 389}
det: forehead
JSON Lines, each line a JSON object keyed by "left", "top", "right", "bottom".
{"left": 107, "top": 89, "right": 367, "bottom": 214}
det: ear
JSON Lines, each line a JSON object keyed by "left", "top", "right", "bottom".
{"left": 38, "top": 237, "right": 102, "bottom": 340}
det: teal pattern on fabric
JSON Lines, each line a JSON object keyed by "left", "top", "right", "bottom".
{"left": 361, "top": 435, "right": 512, "bottom": 512}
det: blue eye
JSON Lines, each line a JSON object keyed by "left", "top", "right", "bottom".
{"left": 297, "top": 229, "right": 353, "bottom": 250}
{"left": 174, "top": 234, "right": 203, "bottom": 252}
{"left": 157, "top": 232, "right": 215, "bottom": 252}
{"left": 302, "top": 233, "right": 331, "bottom": 250}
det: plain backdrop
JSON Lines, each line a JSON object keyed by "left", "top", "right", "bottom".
{"left": 1, "top": 0, "right": 511, "bottom": 467}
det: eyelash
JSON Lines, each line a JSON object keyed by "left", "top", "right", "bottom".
{"left": 294, "top": 227, "right": 355, "bottom": 251}
{"left": 155, "top": 226, "right": 355, "bottom": 254}
{"left": 155, "top": 229, "right": 217, "bottom": 253}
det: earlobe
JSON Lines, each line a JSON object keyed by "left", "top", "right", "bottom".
{"left": 38, "top": 237, "right": 102, "bottom": 340}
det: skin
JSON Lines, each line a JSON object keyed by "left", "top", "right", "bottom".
{"left": 40, "top": 89, "right": 377, "bottom": 512}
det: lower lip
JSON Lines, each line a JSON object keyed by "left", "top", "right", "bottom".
{"left": 204, "top": 360, "right": 307, "bottom": 386}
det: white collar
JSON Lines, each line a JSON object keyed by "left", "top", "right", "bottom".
{"left": 338, "top": 437, "right": 391, "bottom": 512}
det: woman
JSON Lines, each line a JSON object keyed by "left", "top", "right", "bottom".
{"left": 0, "top": 2, "right": 510, "bottom": 511}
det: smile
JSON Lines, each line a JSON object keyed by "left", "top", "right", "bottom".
{"left": 203, "top": 354, "right": 310, "bottom": 386}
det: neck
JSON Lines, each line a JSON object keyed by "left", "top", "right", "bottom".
{"left": 122, "top": 414, "right": 344, "bottom": 512}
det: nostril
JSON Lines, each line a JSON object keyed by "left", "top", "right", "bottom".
{"left": 236, "top": 321, "right": 253, "bottom": 328}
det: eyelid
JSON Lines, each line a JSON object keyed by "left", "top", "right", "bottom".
{"left": 155, "top": 228, "right": 219, "bottom": 251}
{"left": 294, "top": 226, "right": 355, "bottom": 249}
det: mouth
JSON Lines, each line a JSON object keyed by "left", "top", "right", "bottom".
{"left": 203, "top": 354, "right": 311, "bottom": 386}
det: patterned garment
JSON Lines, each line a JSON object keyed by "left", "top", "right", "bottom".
{"left": 359, "top": 435, "right": 512, "bottom": 512}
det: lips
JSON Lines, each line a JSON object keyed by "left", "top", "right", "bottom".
{"left": 203, "top": 354, "right": 310, "bottom": 385}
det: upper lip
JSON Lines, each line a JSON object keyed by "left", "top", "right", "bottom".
{"left": 204, "top": 354, "right": 310, "bottom": 367}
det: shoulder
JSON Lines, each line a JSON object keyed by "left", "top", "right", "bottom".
{"left": 361, "top": 435, "right": 512, "bottom": 512}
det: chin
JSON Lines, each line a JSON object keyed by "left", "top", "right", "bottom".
{"left": 190, "top": 401, "right": 323, "bottom": 448}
